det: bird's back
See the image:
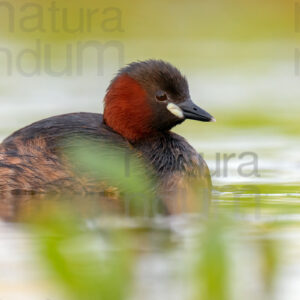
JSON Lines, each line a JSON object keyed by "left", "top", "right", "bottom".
{"left": 0, "top": 113, "right": 126, "bottom": 193}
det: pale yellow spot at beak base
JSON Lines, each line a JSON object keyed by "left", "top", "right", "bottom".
{"left": 167, "top": 103, "right": 184, "bottom": 119}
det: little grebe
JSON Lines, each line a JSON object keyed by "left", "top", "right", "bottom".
{"left": 0, "top": 60, "right": 215, "bottom": 213}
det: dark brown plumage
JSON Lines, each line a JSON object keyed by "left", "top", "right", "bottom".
{"left": 0, "top": 60, "right": 214, "bottom": 214}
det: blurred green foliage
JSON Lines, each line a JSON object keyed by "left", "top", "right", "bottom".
{"left": 34, "top": 207, "right": 134, "bottom": 300}
{"left": 32, "top": 204, "right": 282, "bottom": 300}
{"left": 259, "top": 238, "right": 280, "bottom": 297}
{"left": 193, "top": 220, "right": 230, "bottom": 300}
{"left": 66, "top": 138, "right": 158, "bottom": 215}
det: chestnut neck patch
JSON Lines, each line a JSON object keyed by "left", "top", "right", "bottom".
{"left": 103, "top": 75, "right": 154, "bottom": 141}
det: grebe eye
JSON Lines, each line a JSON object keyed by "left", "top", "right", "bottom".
{"left": 156, "top": 91, "right": 167, "bottom": 101}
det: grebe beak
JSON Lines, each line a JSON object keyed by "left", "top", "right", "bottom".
{"left": 178, "top": 99, "right": 215, "bottom": 122}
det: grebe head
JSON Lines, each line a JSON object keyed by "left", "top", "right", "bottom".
{"left": 103, "top": 60, "right": 215, "bottom": 141}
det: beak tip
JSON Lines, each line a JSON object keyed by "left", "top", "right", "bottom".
{"left": 210, "top": 117, "right": 216, "bottom": 123}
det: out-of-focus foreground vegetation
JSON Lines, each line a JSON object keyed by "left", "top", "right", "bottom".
{"left": 22, "top": 142, "right": 290, "bottom": 300}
